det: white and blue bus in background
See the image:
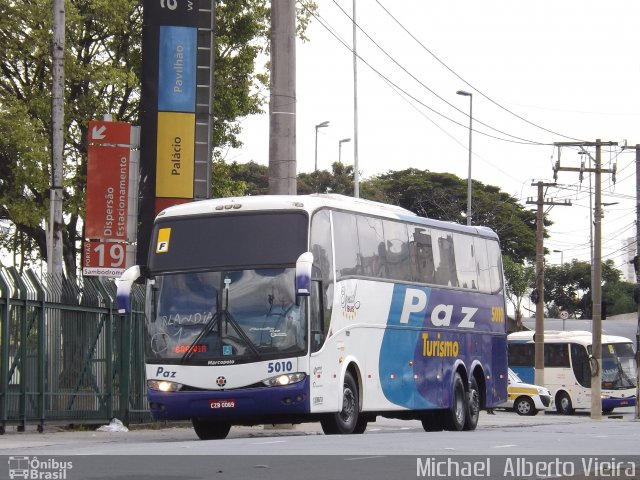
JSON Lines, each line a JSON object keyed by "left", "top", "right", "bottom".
{"left": 508, "top": 330, "right": 637, "bottom": 414}
{"left": 117, "top": 194, "right": 508, "bottom": 439}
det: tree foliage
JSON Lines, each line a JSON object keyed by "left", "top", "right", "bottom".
{"left": 502, "top": 255, "right": 536, "bottom": 326}
{"left": 0, "top": 0, "right": 313, "bottom": 273}
{"left": 544, "top": 259, "right": 634, "bottom": 319}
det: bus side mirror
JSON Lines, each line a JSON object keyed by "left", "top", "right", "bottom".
{"left": 295, "top": 252, "right": 314, "bottom": 297}
{"left": 116, "top": 265, "right": 142, "bottom": 314}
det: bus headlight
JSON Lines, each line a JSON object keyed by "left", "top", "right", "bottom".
{"left": 262, "top": 372, "right": 306, "bottom": 387}
{"left": 148, "top": 380, "right": 183, "bottom": 392}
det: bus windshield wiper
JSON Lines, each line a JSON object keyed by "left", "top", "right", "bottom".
{"left": 181, "top": 311, "right": 220, "bottom": 363}
{"left": 181, "top": 273, "right": 260, "bottom": 363}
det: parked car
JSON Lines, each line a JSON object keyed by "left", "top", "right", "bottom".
{"left": 498, "top": 368, "right": 551, "bottom": 416}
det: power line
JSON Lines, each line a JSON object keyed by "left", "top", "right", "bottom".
{"left": 373, "top": 0, "right": 587, "bottom": 143}
{"left": 330, "top": 0, "right": 551, "bottom": 146}
{"left": 299, "top": 1, "right": 553, "bottom": 146}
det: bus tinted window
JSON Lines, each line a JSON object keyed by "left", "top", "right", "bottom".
{"left": 357, "top": 215, "right": 385, "bottom": 278}
{"left": 474, "top": 238, "right": 492, "bottom": 292}
{"left": 508, "top": 343, "right": 533, "bottom": 367}
{"left": 433, "top": 231, "right": 459, "bottom": 287}
{"left": 333, "top": 212, "right": 360, "bottom": 278}
{"left": 310, "top": 209, "right": 334, "bottom": 352}
{"left": 487, "top": 240, "right": 503, "bottom": 293}
{"left": 382, "top": 220, "right": 411, "bottom": 281}
{"left": 453, "top": 233, "right": 478, "bottom": 289}
{"left": 409, "top": 226, "right": 435, "bottom": 284}
{"left": 545, "top": 343, "right": 570, "bottom": 367}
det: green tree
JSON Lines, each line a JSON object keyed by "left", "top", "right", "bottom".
{"left": 503, "top": 255, "right": 536, "bottom": 328}
{"left": 544, "top": 259, "right": 634, "bottom": 319}
{"left": 297, "top": 162, "right": 355, "bottom": 195}
{"left": 0, "top": 0, "right": 314, "bottom": 273}
{"left": 363, "top": 169, "right": 540, "bottom": 261}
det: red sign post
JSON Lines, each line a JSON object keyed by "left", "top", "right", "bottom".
{"left": 83, "top": 120, "right": 134, "bottom": 277}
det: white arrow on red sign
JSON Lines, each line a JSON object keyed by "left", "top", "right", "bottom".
{"left": 91, "top": 125, "right": 107, "bottom": 140}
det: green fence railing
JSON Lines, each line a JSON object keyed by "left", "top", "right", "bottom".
{"left": 0, "top": 267, "right": 149, "bottom": 434}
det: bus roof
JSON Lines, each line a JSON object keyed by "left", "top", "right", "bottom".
{"left": 508, "top": 330, "right": 633, "bottom": 345}
{"left": 155, "top": 194, "right": 499, "bottom": 239}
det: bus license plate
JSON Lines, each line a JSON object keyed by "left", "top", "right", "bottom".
{"left": 210, "top": 400, "right": 235, "bottom": 409}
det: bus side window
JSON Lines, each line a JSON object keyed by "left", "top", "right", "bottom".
{"left": 356, "top": 215, "right": 385, "bottom": 278}
{"left": 310, "top": 280, "right": 325, "bottom": 353}
{"left": 410, "top": 227, "right": 435, "bottom": 284}
{"left": 545, "top": 343, "right": 570, "bottom": 368}
{"left": 310, "top": 209, "right": 334, "bottom": 352}
{"left": 333, "top": 211, "right": 360, "bottom": 278}
{"left": 433, "top": 232, "right": 459, "bottom": 287}
{"left": 382, "top": 220, "right": 411, "bottom": 281}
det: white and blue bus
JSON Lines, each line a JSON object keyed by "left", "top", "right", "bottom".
{"left": 117, "top": 194, "right": 508, "bottom": 439}
{"left": 508, "top": 330, "right": 637, "bottom": 414}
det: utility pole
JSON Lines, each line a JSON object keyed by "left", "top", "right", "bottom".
{"left": 554, "top": 140, "right": 617, "bottom": 420}
{"left": 49, "top": 0, "right": 65, "bottom": 278}
{"left": 622, "top": 143, "right": 640, "bottom": 420}
{"left": 526, "top": 182, "right": 571, "bottom": 391}
{"left": 268, "top": 0, "right": 296, "bottom": 195}
{"left": 636, "top": 144, "right": 640, "bottom": 421}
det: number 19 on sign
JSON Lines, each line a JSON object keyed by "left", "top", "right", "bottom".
{"left": 83, "top": 240, "right": 129, "bottom": 277}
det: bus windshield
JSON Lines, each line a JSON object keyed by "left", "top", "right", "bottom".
{"left": 600, "top": 342, "right": 637, "bottom": 390}
{"left": 145, "top": 268, "right": 307, "bottom": 364}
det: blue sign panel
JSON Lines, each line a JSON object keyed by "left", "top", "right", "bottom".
{"left": 158, "top": 26, "right": 197, "bottom": 112}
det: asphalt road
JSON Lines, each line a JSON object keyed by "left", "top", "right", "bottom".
{"left": 1, "top": 409, "right": 639, "bottom": 480}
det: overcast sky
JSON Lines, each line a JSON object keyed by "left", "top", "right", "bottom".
{"left": 228, "top": 0, "right": 640, "bottom": 276}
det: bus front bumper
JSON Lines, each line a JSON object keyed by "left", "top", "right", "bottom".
{"left": 602, "top": 395, "right": 636, "bottom": 411}
{"left": 147, "top": 376, "right": 311, "bottom": 421}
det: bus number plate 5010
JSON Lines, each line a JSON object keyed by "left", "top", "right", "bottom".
{"left": 210, "top": 400, "right": 235, "bottom": 409}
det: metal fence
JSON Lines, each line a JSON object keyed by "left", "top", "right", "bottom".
{"left": 0, "top": 267, "right": 149, "bottom": 433}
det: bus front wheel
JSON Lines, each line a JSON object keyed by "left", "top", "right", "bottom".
{"left": 555, "top": 391, "right": 574, "bottom": 415}
{"left": 444, "top": 372, "right": 467, "bottom": 431}
{"left": 192, "top": 418, "right": 231, "bottom": 440}
{"left": 321, "top": 371, "right": 360, "bottom": 435}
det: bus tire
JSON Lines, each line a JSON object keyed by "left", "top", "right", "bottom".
{"left": 555, "top": 391, "right": 574, "bottom": 415}
{"left": 463, "top": 377, "right": 480, "bottom": 430}
{"left": 320, "top": 371, "right": 359, "bottom": 435}
{"left": 353, "top": 417, "right": 368, "bottom": 434}
{"left": 444, "top": 372, "right": 467, "bottom": 431}
{"left": 192, "top": 418, "right": 231, "bottom": 440}
{"left": 421, "top": 411, "right": 444, "bottom": 432}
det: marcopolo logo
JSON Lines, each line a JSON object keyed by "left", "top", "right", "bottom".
{"left": 8, "top": 456, "right": 73, "bottom": 480}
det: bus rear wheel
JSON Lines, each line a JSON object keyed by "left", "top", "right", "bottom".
{"left": 321, "top": 371, "right": 360, "bottom": 435}
{"left": 463, "top": 377, "right": 480, "bottom": 430}
{"left": 444, "top": 373, "right": 467, "bottom": 431}
{"left": 192, "top": 418, "right": 231, "bottom": 440}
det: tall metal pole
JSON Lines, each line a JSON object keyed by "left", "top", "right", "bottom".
{"left": 635, "top": 144, "right": 640, "bottom": 420}
{"left": 456, "top": 90, "right": 473, "bottom": 225}
{"left": 268, "top": 0, "right": 296, "bottom": 195}
{"left": 466, "top": 96, "right": 473, "bottom": 226}
{"left": 352, "top": 0, "right": 359, "bottom": 198}
{"left": 591, "top": 140, "right": 603, "bottom": 420}
{"left": 49, "top": 0, "right": 65, "bottom": 277}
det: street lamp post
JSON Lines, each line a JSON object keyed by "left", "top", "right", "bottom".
{"left": 339, "top": 138, "right": 351, "bottom": 163}
{"left": 553, "top": 249, "right": 564, "bottom": 265}
{"left": 456, "top": 90, "right": 473, "bottom": 226}
{"left": 314, "top": 121, "right": 330, "bottom": 171}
